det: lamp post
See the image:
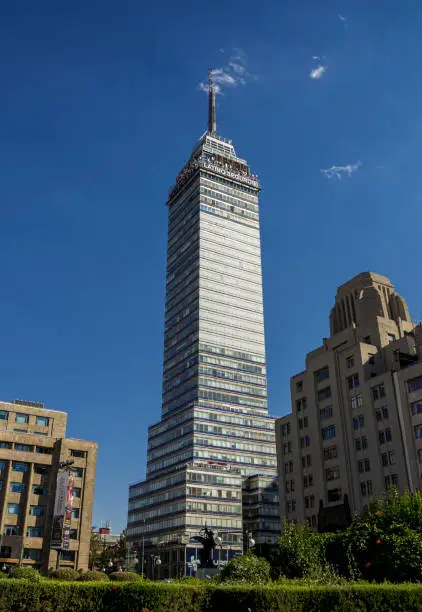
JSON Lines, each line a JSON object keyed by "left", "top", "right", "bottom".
{"left": 150, "top": 554, "right": 161, "bottom": 580}
{"left": 214, "top": 536, "right": 222, "bottom": 571}
{"left": 245, "top": 530, "right": 255, "bottom": 553}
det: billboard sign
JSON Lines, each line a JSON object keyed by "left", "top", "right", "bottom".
{"left": 62, "top": 477, "right": 74, "bottom": 550}
{"left": 51, "top": 471, "right": 68, "bottom": 549}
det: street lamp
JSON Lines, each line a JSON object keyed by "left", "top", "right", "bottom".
{"left": 214, "top": 536, "right": 222, "bottom": 571}
{"left": 245, "top": 531, "right": 255, "bottom": 553}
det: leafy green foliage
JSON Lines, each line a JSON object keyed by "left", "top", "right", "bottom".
{"left": 273, "top": 518, "right": 333, "bottom": 580}
{"left": 0, "top": 580, "right": 422, "bottom": 611}
{"left": 10, "top": 566, "right": 41, "bottom": 581}
{"left": 78, "top": 570, "right": 109, "bottom": 581}
{"left": 109, "top": 571, "right": 143, "bottom": 582}
{"left": 218, "top": 553, "right": 271, "bottom": 584}
{"left": 50, "top": 568, "right": 80, "bottom": 581}
{"left": 334, "top": 488, "right": 422, "bottom": 582}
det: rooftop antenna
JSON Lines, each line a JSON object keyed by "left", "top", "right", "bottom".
{"left": 208, "top": 68, "right": 217, "bottom": 135}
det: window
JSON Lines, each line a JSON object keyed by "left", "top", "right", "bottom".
{"left": 23, "top": 549, "right": 41, "bottom": 561}
{"left": 304, "top": 475, "right": 313, "bottom": 489}
{"left": 4, "top": 525, "right": 19, "bottom": 536}
{"left": 351, "top": 394, "right": 363, "bottom": 410}
{"left": 300, "top": 435, "right": 311, "bottom": 448}
{"left": 320, "top": 405, "right": 333, "bottom": 421}
{"left": 296, "top": 381, "right": 303, "bottom": 393}
{"left": 346, "top": 356, "right": 354, "bottom": 369}
{"left": 317, "top": 387, "right": 331, "bottom": 402}
{"left": 408, "top": 376, "right": 422, "bottom": 393}
{"left": 61, "top": 550, "right": 75, "bottom": 562}
{"left": 387, "top": 333, "right": 396, "bottom": 343}
{"left": 27, "top": 527, "right": 43, "bottom": 537}
{"left": 10, "top": 482, "right": 25, "bottom": 493}
{"left": 348, "top": 374, "right": 360, "bottom": 390}
{"left": 71, "top": 508, "right": 80, "bottom": 519}
{"left": 0, "top": 410, "right": 8, "bottom": 420}
{"left": 327, "top": 488, "right": 342, "bottom": 502}
{"left": 34, "top": 464, "right": 49, "bottom": 475}
{"left": 321, "top": 425, "right": 336, "bottom": 440}
{"left": 358, "top": 459, "right": 371, "bottom": 473}
{"left": 35, "top": 416, "right": 49, "bottom": 427}
{"left": 15, "top": 444, "right": 32, "bottom": 452}
{"left": 70, "top": 449, "right": 86, "bottom": 458}
{"left": 284, "top": 462, "right": 289, "bottom": 474}
{"left": 286, "top": 480, "right": 295, "bottom": 493}
{"left": 372, "top": 384, "right": 386, "bottom": 401}
{"left": 15, "top": 413, "right": 29, "bottom": 424}
{"left": 361, "top": 480, "right": 373, "bottom": 496}
{"left": 296, "top": 397, "right": 307, "bottom": 411}
{"left": 29, "top": 505, "right": 44, "bottom": 517}
{"left": 355, "top": 436, "right": 368, "bottom": 452}
{"left": 12, "top": 462, "right": 28, "bottom": 472}
{"left": 323, "top": 445, "right": 338, "bottom": 460}
{"left": 418, "top": 449, "right": 422, "bottom": 464}
{"left": 305, "top": 495, "right": 309, "bottom": 509}
{"left": 282, "top": 423, "right": 291, "bottom": 437}
{"left": 315, "top": 367, "right": 329, "bottom": 384}
{"left": 73, "top": 468, "right": 83, "bottom": 478}
{"left": 353, "top": 415, "right": 365, "bottom": 430}
{"left": 310, "top": 494, "right": 315, "bottom": 508}
{"left": 305, "top": 454, "right": 312, "bottom": 467}
{"left": 0, "top": 442, "right": 11, "bottom": 449}
{"left": 325, "top": 466, "right": 340, "bottom": 481}
{"left": 70, "top": 529, "right": 78, "bottom": 540}
{"left": 7, "top": 503, "right": 20, "bottom": 515}
{"left": 411, "top": 402, "right": 422, "bottom": 416}
{"left": 283, "top": 442, "right": 292, "bottom": 455}
{"left": 298, "top": 417, "right": 308, "bottom": 430}
{"left": 0, "top": 462, "right": 5, "bottom": 471}
{"left": 386, "top": 428, "right": 392, "bottom": 442}
{"left": 376, "top": 406, "right": 389, "bottom": 421}
{"left": 385, "top": 474, "right": 399, "bottom": 488}
{"left": 32, "top": 485, "right": 46, "bottom": 496}
{"left": 415, "top": 425, "right": 422, "bottom": 439}
{"left": 36, "top": 446, "right": 53, "bottom": 455}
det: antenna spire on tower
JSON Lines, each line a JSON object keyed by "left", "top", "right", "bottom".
{"left": 208, "top": 68, "right": 217, "bottom": 135}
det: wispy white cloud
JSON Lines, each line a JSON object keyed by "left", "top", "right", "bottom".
{"left": 309, "top": 65, "right": 327, "bottom": 80}
{"left": 198, "top": 48, "right": 252, "bottom": 94}
{"left": 338, "top": 14, "right": 347, "bottom": 22}
{"left": 321, "top": 161, "right": 362, "bottom": 179}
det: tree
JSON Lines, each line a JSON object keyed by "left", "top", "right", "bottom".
{"left": 89, "top": 529, "right": 103, "bottom": 570}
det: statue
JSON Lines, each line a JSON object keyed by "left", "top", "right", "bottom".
{"left": 191, "top": 526, "right": 217, "bottom": 568}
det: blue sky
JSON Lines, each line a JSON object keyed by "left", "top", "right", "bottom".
{"left": 1, "top": 0, "right": 421, "bottom": 532}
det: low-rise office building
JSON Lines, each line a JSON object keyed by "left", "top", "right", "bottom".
{"left": 0, "top": 399, "right": 97, "bottom": 572}
{"left": 276, "top": 272, "right": 422, "bottom": 530}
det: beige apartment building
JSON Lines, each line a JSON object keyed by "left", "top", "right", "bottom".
{"left": 276, "top": 272, "right": 422, "bottom": 530}
{"left": 0, "top": 399, "right": 97, "bottom": 572}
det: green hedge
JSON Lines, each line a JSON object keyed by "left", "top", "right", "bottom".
{"left": 0, "top": 581, "right": 422, "bottom": 611}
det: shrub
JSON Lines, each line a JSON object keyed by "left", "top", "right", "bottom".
{"left": 0, "top": 581, "right": 421, "bottom": 611}
{"left": 109, "top": 571, "right": 143, "bottom": 582}
{"left": 218, "top": 553, "right": 270, "bottom": 584}
{"left": 78, "top": 570, "right": 109, "bottom": 581}
{"left": 273, "top": 518, "right": 331, "bottom": 580}
{"left": 50, "top": 568, "right": 80, "bottom": 581}
{"left": 9, "top": 566, "right": 41, "bottom": 582}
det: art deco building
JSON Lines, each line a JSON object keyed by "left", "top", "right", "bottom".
{"left": 127, "top": 73, "right": 277, "bottom": 577}
{"left": 276, "top": 272, "right": 422, "bottom": 530}
{"left": 0, "top": 399, "right": 97, "bottom": 572}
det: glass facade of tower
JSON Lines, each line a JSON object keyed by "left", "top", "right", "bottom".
{"left": 127, "top": 110, "right": 277, "bottom": 576}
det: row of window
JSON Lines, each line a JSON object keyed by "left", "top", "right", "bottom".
{"left": 4, "top": 525, "right": 78, "bottom": 539}
{"left": 7, "top": 503, "right": 80, "bottom": 518}
{"left": 0, "top": 412, "right": 49, "bottom": 426}
{"left": 0, "top": 461, "right": 83, "bottom": 477}
{"left": 0, "top": 442, "right": 53, "bottom": 454}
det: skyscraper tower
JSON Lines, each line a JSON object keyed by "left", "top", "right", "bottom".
{"left": 127, "top": 72, "right": 277, "bottom": 577}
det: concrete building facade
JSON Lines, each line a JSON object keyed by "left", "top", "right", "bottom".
{"left": 0, "top": 399, "right": 97, "bottom": 572}
{"left": 127, "top": 73, "right": 277, "bottom": 577}
{"left": 276, "top": 272, "right": 422, "bottom": 529}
